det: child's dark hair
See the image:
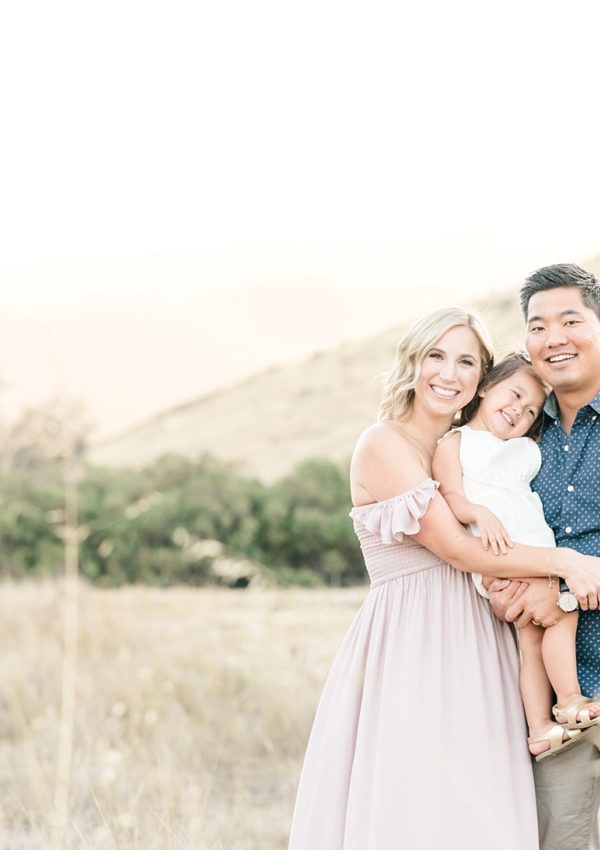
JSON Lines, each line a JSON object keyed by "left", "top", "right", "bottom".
{"left": 459, "top": 353, "right": 548, "bottom": 439}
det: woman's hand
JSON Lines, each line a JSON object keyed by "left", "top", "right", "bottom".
{"left": 561, "top": 551, "right": 600, "bottom": 610}
{"left": 472, "top": 506, "right": 514, "bottom": 555}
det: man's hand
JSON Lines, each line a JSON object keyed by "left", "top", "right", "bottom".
{"left": 488, "top": 577, "right": 559, "bottom": 627}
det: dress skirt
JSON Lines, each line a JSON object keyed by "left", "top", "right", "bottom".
{"left": 288, "top": 479, "right": 538, "bottom": 850}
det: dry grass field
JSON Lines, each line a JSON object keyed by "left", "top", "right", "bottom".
{"left": 0, "top": 581, "right": 366, "bottom": 849}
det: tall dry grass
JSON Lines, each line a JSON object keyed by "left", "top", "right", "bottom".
{"left": 0, "top": 582, "right": 365, "bottom": 849}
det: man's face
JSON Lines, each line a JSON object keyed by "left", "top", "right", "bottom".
{"left": 525, "top": 286, "right": 600, "bottom": 396}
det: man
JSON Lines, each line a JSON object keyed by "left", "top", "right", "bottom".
{"left": 489, "top": 263, "right": 600, "bottom": 850}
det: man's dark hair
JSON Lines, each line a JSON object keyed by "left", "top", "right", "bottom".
{"left": 520, "top": 263, "right": 600, "bottom": 319}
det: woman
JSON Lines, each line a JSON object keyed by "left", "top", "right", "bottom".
{"left": 287, "top": 308, "right": 600, "bottom": 850}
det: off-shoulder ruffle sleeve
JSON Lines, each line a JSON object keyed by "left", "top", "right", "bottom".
{"left": 349, "top": 478, "right": 439, "bottom": 544}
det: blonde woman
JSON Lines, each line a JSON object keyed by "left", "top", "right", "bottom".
{"left": 287, "top": 308, "right": 600, "bottom": 850}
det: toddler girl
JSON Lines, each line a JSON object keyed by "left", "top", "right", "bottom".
{"left": 433, "top": 353, "right": 600, "bottom": 759}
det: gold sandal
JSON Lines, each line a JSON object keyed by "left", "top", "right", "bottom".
{"left": 528, "top": 724, "right": 582, "bottom": 762}
{"left": 552, "top": 696, "right": 600, "bottom": 730}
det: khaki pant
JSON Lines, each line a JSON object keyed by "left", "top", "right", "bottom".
{"left": 533, "top": 727, "right": 600, "bottom": 850}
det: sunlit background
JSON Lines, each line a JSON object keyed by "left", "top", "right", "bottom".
{"left": 1, "top": 0, "right": 600, "bottom": 847}
{"left": 1, "top": 0, "right": 599, "bottom": 438}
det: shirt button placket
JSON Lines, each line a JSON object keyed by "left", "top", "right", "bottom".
{"left": 561, "top": 435, "right": 575, "bottom": 539}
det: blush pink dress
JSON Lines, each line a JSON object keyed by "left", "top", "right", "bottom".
{"left": 287, "top": 478, "right": 538, "bottom": 850}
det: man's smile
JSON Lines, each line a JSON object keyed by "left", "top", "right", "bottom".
{"left": 546, "top": 353, "right": 576, "bottom": 364}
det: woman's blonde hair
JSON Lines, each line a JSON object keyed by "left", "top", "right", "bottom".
{"left": 378, "top": 307, "right": 495, "bottom": 422}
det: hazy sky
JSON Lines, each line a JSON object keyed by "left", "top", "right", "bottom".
{"left": 1, "top": 0, "right": 599, "bottom": 302}
{"left": 1, "top": 0, "right": 600, "bottom": 434}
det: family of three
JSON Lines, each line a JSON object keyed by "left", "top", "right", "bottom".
{"left": 288, "top": 264, "right": 600, "bottom": 850}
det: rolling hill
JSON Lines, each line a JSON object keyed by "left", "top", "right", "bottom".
{"left": 89, "top": 282, "right": 561, "bottom": 480}
{"left": 89, "top": 256, "right": 600, "bottom": 479}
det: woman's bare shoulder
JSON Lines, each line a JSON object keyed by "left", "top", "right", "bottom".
{"left": 350, "top": 421, "right": 429, "bottom": 504}
{"left": 352, "top": 421, "right": 413, "bottom": 456}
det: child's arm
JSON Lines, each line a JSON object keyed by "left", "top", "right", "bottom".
{"left": 432, "top": 432, "right": 478, "bottom": 524}
{"left": 432, "top": 432, "right": 514, "bottom": 556}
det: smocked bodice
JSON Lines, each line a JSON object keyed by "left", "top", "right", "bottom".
{"left": 349, "top": 478, "right": 446, "bottom": 587}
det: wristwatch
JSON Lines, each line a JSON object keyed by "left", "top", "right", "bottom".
{"left": 557, "top": 590, "right": 579, "bottom": 612}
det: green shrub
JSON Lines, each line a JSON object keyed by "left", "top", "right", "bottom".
{"left": 0, "top": 453, "right": 365, "bottom": 587}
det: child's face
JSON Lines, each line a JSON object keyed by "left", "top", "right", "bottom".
{"left": 474, "top": 369, "right": 546, "bottom": 440}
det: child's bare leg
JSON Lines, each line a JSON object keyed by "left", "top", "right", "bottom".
{"left": 518, "top": 623, "right": 557, "bottom": 756}
{"left": 543, "top": 610, "right": 600, "bottom": 724}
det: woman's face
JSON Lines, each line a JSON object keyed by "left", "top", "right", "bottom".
{"left": 413, "top": 325, "right": 483, "bottom": 419}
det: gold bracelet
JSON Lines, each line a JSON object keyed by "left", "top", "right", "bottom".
{"left": 546, "top": 550, "right": 556, "bottom": 588}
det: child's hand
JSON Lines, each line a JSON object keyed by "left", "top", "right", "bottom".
{"left": 472, "top": 506, "right": 513, "bottom": 555}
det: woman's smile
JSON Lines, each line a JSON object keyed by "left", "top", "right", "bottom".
{"left": 430, "top": 384, "right": 460, "bottom": 400}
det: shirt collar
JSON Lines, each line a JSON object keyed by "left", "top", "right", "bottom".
{"left": 543, "top": 390, "right": 600, "bottom": 421}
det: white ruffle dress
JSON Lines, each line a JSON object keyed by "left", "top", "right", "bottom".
{"left": 457, "top": 425, "right": 555, "bottom": 547}
{"left": 455, "top": 425, "right": 555, "bottom": 597}
{"left": 287, "top": 478, "right": 538, "bottom": 850}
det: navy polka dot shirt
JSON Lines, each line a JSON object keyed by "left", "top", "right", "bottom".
{"left": 532, "top": 390, "right": 600, "bottom": 699}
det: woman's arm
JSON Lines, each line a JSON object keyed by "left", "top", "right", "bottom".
{"left": 414, "top": 492, "right": 600, "bottom": 608}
